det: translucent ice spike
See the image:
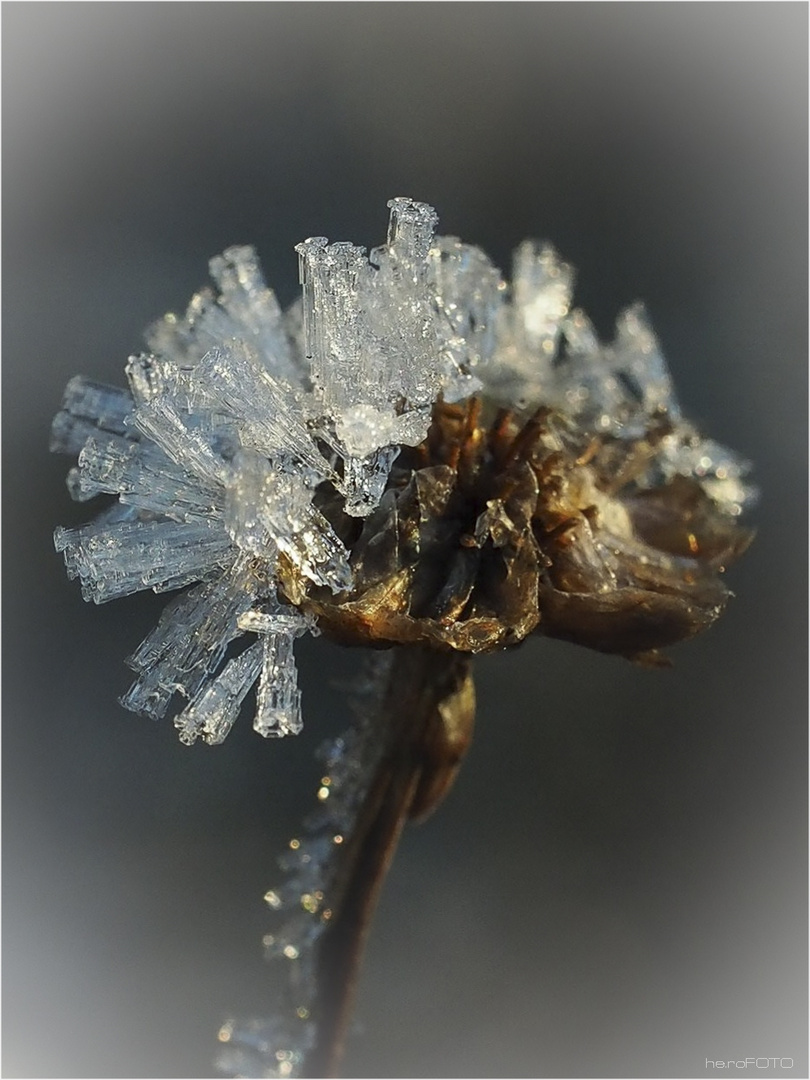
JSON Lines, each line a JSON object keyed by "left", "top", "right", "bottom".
{"left": 554, "top": 307, "right": 627, "bottom": 427}
{"left": 119, "top": 664, "right": 176, "bottom": 722}
{"left": 252, "top": 634, "right": 303, "bottom": 738}
{"left": 506, "top": 240, "right": 575, "bottom": 390}
{"left": 225, "top": 449, "right": 310, "bottom": 555}
{"left": 237, "top": 608, "right": 315, "bottom": 636}
{"left": 296, "top": 237, "right": 369, "bottom": 417}
{"left": 371, "top": 199, "right": 443, "bottom": 406}
{"left": 331, "top": 443, "right": 401, "bottom": 517}
{"left": 64, "top": 430, "right": 132, "bottom": 503}
{"left": 50, "top": 376, "right": 135, "bottom": 455}
{"left": 146, "top": 288, "right": 223, "bottom": 368}
{"left": 128, "top": 573, "right": 238, "bottom": 676}
{"left": 131, "top": 396, "right": 228, "bottom": 489}
{"left": 384, "top": 195, "right": 436, "bottom": 258}
{"left": 125, "top": 353, "right": 179, "bottom": 406}
{"left": 174, "top": 641, "right": 263, "bottom": 746}
{"left": 75, "top": 436, "right": 224, "bottom": 522}
{"left": 611, "top": 302, "right": 680, "bottom": 423}
{"left": 320, "top": 402, "right": 429, "bottom": 517}
{"left": 659, "top": 431, "right": 757, "bottom": 517}
{"left": 123, "top": 556, "right": 258, "bottom": 718}
{"left": 225, "top": 449, "right": 352, "bottom": 592}
{"left": 560, "top": 306, "right": 601, "bottom": 356}
{"left": 513, "top": 241, "right": 574, "bottom": 349}
{"left": 428, "top": 237, "right": 505, "bottom": 401}
{"left": 556, "top": 303, "right": 681, "bottom": 436}
{"left": 145, "top": 246, "right": 305, "bottom": 391}
{"left": 208, "top": 245, "right": 303, "bottom": 387}
{"left": 189, "top": 346, "right": 334, "bottom": 481}
{"left": 54, "top": 517, "right": 232, "bottom": 604}
{"left": 296, "top": 200, "right": 443, "bottom": 416}
{"left": 296, "top": 199, "right": 444, "bottom": 514}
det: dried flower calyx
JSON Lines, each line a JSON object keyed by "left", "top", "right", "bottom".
{"left": 52, "top": 197, "right": 755, "bottom": 743}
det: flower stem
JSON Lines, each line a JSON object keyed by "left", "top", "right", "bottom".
{"left": 302, "top": 647, "right": 475, "bottom": 1078}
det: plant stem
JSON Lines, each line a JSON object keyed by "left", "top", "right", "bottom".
{"left": 302, "top": 647, "right": 475, "bottom": 1078}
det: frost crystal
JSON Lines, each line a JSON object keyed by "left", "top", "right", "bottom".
{"left": 53, "top": 196, "right": 755, "bottom": 753}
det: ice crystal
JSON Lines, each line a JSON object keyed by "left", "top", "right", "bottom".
{"left": 53, "top": 197, "right": 755, "bottom": 1077}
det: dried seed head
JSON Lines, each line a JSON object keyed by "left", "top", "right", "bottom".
{"left": 302, "top": 398, "right": 753, "bottom": 664}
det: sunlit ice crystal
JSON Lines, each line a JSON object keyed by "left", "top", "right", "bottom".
{"left": 131, "top": 394, "right": 230, "bottom": 489}
{"left": 224, "top": 449, "right": 351, "bottom": 592}
{"left": 54, "top": 516, "right": 234, "bottom": 604}
{"left": 657, "top": 430, "right": 757, "bottom": 517}
{"left": 189, "top": 344, "right": 334, "bottom": 482}
{"left": 237, "top": 607, "right": 314, "bottom": 739}
{"left": 513, "top": 240, "right": 575, "bottom": 357}
{"left": 254, "top": 633, "right": 304, "bottom": 738}
{"left": 338, "top": 443, "right": 402, "bottom": 517}
{"left": 125, "top": 352, "right": 179, "bottom": 405}
{"left": 145, "top": 244, "right": 305, "bottom": 391}
{"left": 224, "top": 449, "right": 311, "bottom": 556}
{"left": 174, "top": 641, "right": 264, "bottom": 746}
{"left": 296, "top": 198, "right": 448, "bottom": 515}
{"left": 50, "top": 375, "right": 135, "bottom": 456}
{"left": 494, "top": 250, "right": 683, "bottom": 439}
{"left": 428, "top": 235, "right": 506, "bottom": 401}
{"left": 74, "top": 436, "right": 225, "bottom": 522}
{"left": 606, "top": 302, "right": 680, "bottom": 430}
{"left": 478, "top": 240, "right": 574, "bottom": 406}
{"left": 209, "top": 245, "right": 301, "bottom": 384}
{"left": 121, "top": 555, "right": 259, "bottom": 720}
{"left": 548, "top": 302, "right": 681, "bottom": 437}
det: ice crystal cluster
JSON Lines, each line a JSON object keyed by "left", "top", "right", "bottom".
{"left": 53, "top": 196, "right": 756, "bottom": 1078}
{"left": 52, "top": 197, "right": 754, "bottom": 751}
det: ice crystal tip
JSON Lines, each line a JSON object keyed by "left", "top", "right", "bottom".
{"left": 53, "top": 196, "right": 755, "bottom": 753}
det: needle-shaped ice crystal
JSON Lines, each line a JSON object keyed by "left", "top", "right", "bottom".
{"left": 54, "top": 517, "right": 233, "bottom": 604}
{"left": 146, "top": 245, "right": 305, "bottom": 389}
{"left": 174, "top": 641, "right": 264, "bottom": 746}
{"left": 296, "top": 199, "right": 448, "bottom": 515}
{"left": 50, "top": 376, "right": 135, "bottom": 455}
{"left": 225, "top": 449, "right": 351, "bottom": 592}
{"left": 513, "top": 240, "right": 575, "bottom": 360}
{"left": 234, "top": 609, "right": 313, "bottom": 740}
{"left": 428, "top": 236, "right": 505, "bottom": 401}
{"left": 122, "top": 555, "right": 258, "bottom": 719}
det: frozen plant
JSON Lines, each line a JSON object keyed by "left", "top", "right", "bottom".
{"left": 53, "top": 198, "right": 754, "bottom": 1077}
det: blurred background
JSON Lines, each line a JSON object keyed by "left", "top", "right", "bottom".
{"left": 3, "top": 5, "right": 807, "bottom": 1078}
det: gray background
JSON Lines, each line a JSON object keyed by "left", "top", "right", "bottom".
{"left": 4, "top": 4, "right": 807, "bottom": 1078}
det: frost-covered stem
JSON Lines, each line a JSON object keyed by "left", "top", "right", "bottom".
{"left": 303, "top": 730, "right": 419, "bottom": 1077}
{"left": 302, "top": 647, "right": 475, "bottom": 1078}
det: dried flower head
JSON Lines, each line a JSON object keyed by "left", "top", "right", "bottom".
{"left": 52, "top": 198, "right": 754, "bottom": 1076}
